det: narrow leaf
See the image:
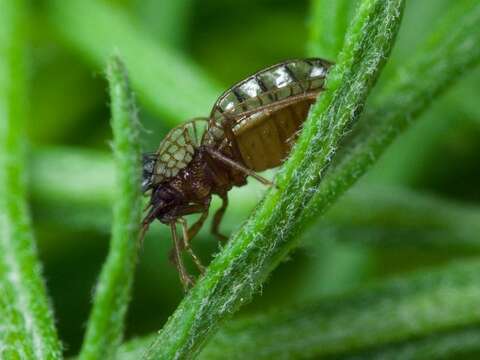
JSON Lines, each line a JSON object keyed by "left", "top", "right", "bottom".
{"left": 46, "top": 0, "right": 221, "bottom": 125}
{"left": 79, "top": 57, "right": 142, "bottom": 360}
{"left": 136, "top": 0, "right": 194, "bottom": 49}
{"left": 0, "top": 0, "right": 62, "bottom": 358}
{"left": 308, "top": 0, "right": 359, "bottom": 59}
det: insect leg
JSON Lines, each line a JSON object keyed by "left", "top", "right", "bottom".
{"left": 169, "top": 222, "right": 195, "bottom": 291}
{"left": 206, "top": 148, "right": 273, "bottom": 186}
{"left": 178, "top": 217, "right": 206, "bottom": 273}
{"left": 211, "top": 193, "right": 228, "bottom": 241}
{"left": 219, "top": 113, "right": 248, "bottom": 164}
{"left": 187, "top": 209, "right": 209, "bottom": 240}
{"left": 138, "top": 203, "right": 163, "bottom": 249}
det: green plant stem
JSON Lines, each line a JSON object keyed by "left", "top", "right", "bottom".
{"left": 0, "top": 1, "right": 62, "bottom": 358}
{"left": 144, "top": 1, "right": 405, "bottom": 358}
{"left": 307, "top": 0, "right": 358, "bottom": 60}
{"left": 47, "top": 0, "right": 221, "bottom": 125}
{"left": 78, "top": 57, "right": 142, "bottom": 360}
{"left": 117, "top": 259, "right": 480, "bottom": 359}
{"left": 304, "top": 0, "right": 480, "bottom": 229}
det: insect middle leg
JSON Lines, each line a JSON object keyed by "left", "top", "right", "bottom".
{"left": 206, "top": 148, "right": 273, "bottom": 186}
{"left": 178, "top": 214, "right": 208, "bottom": 273}
{"left": 217, "top": 115, "right": 273, "bottom": 186}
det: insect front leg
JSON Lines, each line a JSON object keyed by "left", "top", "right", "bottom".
{"left": 138, "top": 202, "right": 163, "bottom": 249}
{"left": 169, "top": 222, "right": 195, "bottom": 291}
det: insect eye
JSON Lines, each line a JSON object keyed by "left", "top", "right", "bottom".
{"left": 141, "top": 178, "right": 152, "bottom": 192}
{"left": 142, "top": 154, "right": 156, "bottom": 174}
{"left": 141, "top": 154, "right": 158, "bottom": 192}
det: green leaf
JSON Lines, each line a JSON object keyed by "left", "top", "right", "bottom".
{"left": 31, "top": 147, "right": 114, "bottom": 207}
{"left": 46, "top": 0, "right": 221, "bottom": 125}
{"left": 307, "top": 0, "right": 359, "bottom": 60}
{"left": 134, "top": 0, "right": 194, "bottom": 49}
{"left": 352, "top": 327, "right": 480, "bottom": 360}
{"left": 143, "top": 0, "right": 405, "bottom": 358}
{"left": 314, "top": 184, "right": 480, "bottom": 253}
{"left": 78, "top": 57, "right": 142, "bottom": 360}
{"left": 0, "top": 1, "right": 62, "bottom": 358}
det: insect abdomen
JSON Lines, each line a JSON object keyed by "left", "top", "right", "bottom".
{"left": 234, "top": 99, "right": 312, "bottom": 171}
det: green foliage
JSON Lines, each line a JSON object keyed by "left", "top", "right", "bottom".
{"left": 1, "top": 0, "right": 480, "bottom": 359}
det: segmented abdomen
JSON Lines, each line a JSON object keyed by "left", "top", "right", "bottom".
{"left": 206, "top": 58, "right": 331, "bottom": 172}
{"left": 234, "top": 99, "right": 313, "bottom": 171}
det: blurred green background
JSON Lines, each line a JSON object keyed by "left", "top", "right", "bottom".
{"left": 26, "top": 0, "right": 479, "bottom": 355}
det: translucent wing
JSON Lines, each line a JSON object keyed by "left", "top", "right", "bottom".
{"left": 152, "top": 119, "right": 208, "bottom": 184}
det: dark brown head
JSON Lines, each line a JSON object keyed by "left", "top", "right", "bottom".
{"left": 141, "top": 153, "right": 157, "bottom": 192}
{"left": 141, "top": 153, "right": 186, "bottom": 225}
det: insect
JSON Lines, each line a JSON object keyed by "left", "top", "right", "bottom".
{"left": 141, "top": 58, "right": 332, "bottom": 289}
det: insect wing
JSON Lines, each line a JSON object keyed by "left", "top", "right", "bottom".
{"left": 153, "top": 119, "right": 208, "bottom": 183}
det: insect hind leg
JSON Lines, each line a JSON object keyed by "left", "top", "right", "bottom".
{"left": 206, "top": 148, "right": 274, "bottom": 186}
{"left": 211, "top": 193, "right": 229, "bottom": 241}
